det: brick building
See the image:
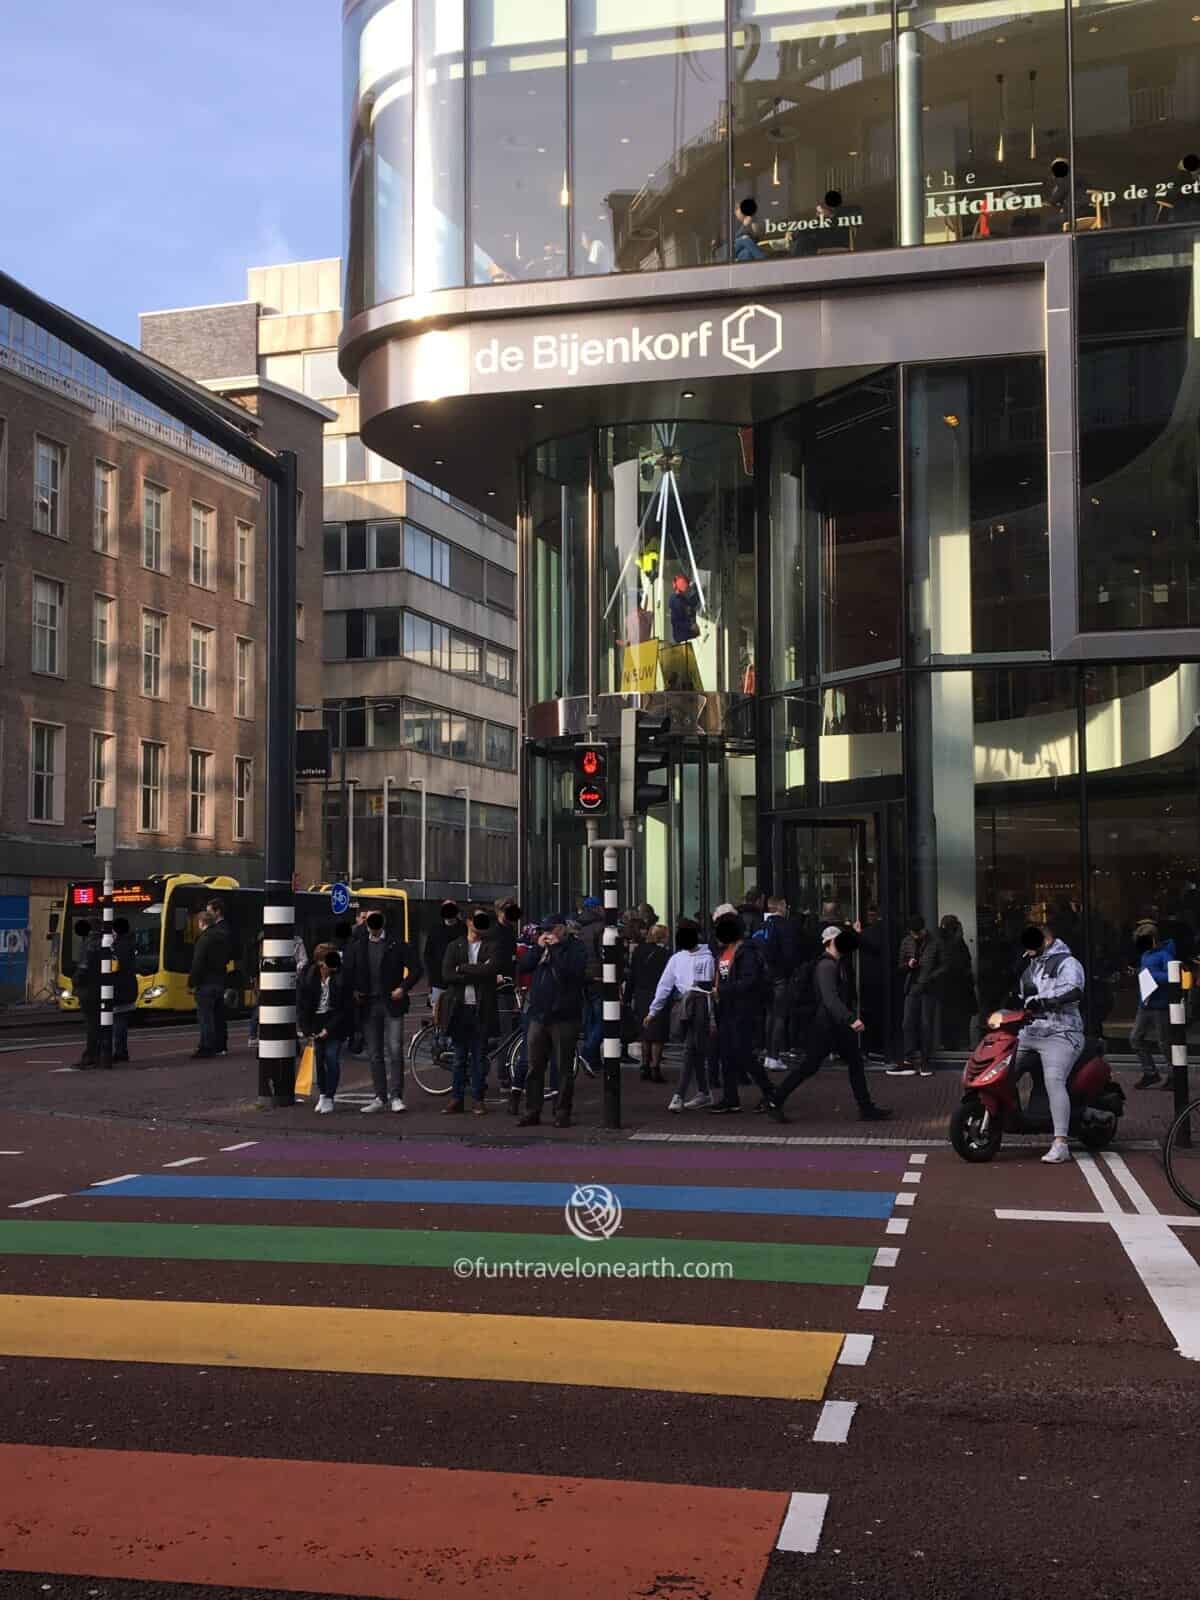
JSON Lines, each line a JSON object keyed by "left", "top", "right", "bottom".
{"left": 0, "top": 300, "right": 327, "bottom": 1001}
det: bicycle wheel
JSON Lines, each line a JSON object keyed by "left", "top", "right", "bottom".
{"left": 1163, "top": 1097, "right": 1200, "bottom": 1214}
{"left": 409, "top": 1022, "right": 455, "bottom": 1096}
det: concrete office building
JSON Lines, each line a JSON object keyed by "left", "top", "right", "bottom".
{"left": 144, "top": 260, "right": 519, "bottom": 905}
{"left": 338, "top": 0, "right": 1200, "bottom": 1046}
{"left": 0, "top": 297, "right": 325, "bottom": 1003}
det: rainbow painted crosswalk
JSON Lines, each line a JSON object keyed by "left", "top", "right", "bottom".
{"left": 0, "top": 1134, "right": 923, "bottom": 1596}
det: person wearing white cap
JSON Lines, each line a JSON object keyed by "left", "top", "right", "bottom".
{"left": 766, "top": 925, "right": 893, "bottom": 1123}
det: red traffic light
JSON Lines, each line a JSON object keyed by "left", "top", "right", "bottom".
{"left": 576, "top": 783, "right": 605, "bottom": 812}
{"left": 574, "top": 743, "right": 607, "bottom": 780}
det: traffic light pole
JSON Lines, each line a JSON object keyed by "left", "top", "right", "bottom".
{"left": 99, "top": 858, "right": 114, "bottom": 1071}
{"left": 601, "top": 845, "right": 622, "bottom": 1130}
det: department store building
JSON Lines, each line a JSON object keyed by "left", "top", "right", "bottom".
{"left": 338, "top": 0, "right": 1200, "bottom": 1043}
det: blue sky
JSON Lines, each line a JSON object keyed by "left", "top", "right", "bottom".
{"left": 3, "top": 0, "right": 341, "bottom": 342}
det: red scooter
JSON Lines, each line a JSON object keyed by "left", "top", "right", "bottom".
{"left": 950, "top": 1008, "right": 1125, "bottom": 1162}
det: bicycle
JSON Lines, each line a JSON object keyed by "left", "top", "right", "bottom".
{"left": 1163, "top": 1095, "right": 1200, "bottom": 1213}
{"left": 408, "top": 984, "right": 597, "bottom": 1103}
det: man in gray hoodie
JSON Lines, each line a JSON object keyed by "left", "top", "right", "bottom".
{"left": 1017, "top": 922, "right": 1087, "bottom": 1165}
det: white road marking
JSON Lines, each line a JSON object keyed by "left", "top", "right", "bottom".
{"left": 901, "top": 1172, "right": 922, "bottom": 1184}
{"left": 997, "top": 1209, "right": 1200, "bottom": 1228}
{"left": 874, "top": 1246, "right": 900, "bottom": 1268}
{"left": 895, "top": 1191, "right": 916, "bottom": 1207}
{"left": 857, "top": 1284, "right": 889, "bottom": 1312}
{"left": 776, "top": 1492, "right": 830, "bottom": 1553}
{"left": 162, "top": 1157, "right": 206, "bottom": 1168}
{"left": 0, "top": 1151, "right": 24, "bottom": 1156}
{"left": 219, "top": 1141, "right": 258, "bottom": 1152}
{"left": 1074, "top": 1152, "right": 1122, "bottom": 1213}
{"left": 8, "top": 1194, "right": 66, "bottom": 1210}
{"left": 837, "top": 1333, "right": 874, "bottom": 1366}
{"left": 812, "top": 1400, "right": 857, "bottom": 1444}
{"left": 89, "top": 1175, "right": 141, "bottom": 1187}
{"left": 886, "top": 1218, "right": 909, "bottom": 1236}
{"left": 908, "top": 1153, "right": 928, "bottom": 1165}
{"left": 1100, "top": 1152, "right": 1158, "bottom": 1216}
{"left": 998, "top": 1155, "right": 1200, "bottom": 1361}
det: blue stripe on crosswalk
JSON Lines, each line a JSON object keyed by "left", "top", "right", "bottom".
{"left": 83, "top": 1175, "right": 896, "bottom": 1219}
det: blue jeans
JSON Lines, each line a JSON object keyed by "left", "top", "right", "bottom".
{"left": 363, "top": 1002, "right": 405, "bottom": 1100}
{"left": 451, "top": 1006, "right": 486, "bottom": 1102}
{"left": 196, "top": 984, "right": 226, "bottom": 1054}
{"left": 316, "top": 1036, "right": 343, "bottom": 1098}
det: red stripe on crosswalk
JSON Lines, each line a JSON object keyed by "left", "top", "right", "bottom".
{"left": 0, "top": 1444, "right": 790, "bottom": 1597}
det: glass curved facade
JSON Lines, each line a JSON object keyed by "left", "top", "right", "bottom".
{"left": 344, "top": 0, "right": 1200, "bottom": 311}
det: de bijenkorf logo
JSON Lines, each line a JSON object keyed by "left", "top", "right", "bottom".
{"left": 564, "top": 1183, "right": 623, "bottom": 1242}
{"left": 722, "top": 304, "right": 784, "bottom": 371}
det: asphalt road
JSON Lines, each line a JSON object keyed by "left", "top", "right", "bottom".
{"left": 0, "top": 1077, "right": 1197, "bottom": 1597}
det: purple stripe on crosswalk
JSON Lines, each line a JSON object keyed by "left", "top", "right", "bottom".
{"left": 231, "top": 1141, "right": 911, "bottom": 1174}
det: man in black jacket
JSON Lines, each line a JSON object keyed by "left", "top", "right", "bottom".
{"left": 72, "top": 920, "right": 102, "bottom": 1067}
{"left": 895, "top": 914, "right": 944, "bottom": 1076}
{"left": 110, "top": 917, "right": 139, "bottom": 1063}
{"left": 768, "top": 927, "right": 893, "bottom": 1122}
{"left": 345, "top": 910, "right": 421, "bottom": 1113}
{"left": 441, "top": 909, "right": 501, "bottom": 1115}
{"left": 709, "top": 911, "right": 775, "bottom": 1113}
{"left": 189, "top": 900, "right": 233, "bottom": 1059}
{"left": 517, "top": 915, "right": 587, "bottom": 1128}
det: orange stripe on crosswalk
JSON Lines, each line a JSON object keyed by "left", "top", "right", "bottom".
{"left": 0, "top": 1444, "right": 790, "bottom": 1598}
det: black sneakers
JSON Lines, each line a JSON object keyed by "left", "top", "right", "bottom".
{"left": 859, "top": 1104, "right": 895, "bottom": 1122}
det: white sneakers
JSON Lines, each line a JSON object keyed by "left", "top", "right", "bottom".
{"left": 360, "top": 1097, "right": 385, "bottom": 1114}
{"left": 1042, "top": 1141, "right": 1073, "bottom": 1164}
{"left": 390, "top": 1097, "right": 406, "bottom": 1113}
{"left": 764, "top": 1057, "right": 785, "bottom": 1073}
{"left": 668, "top": 1092, "right": 714, "bottom": 1112}
{"left": 315, "top": 1095, "right": 334, "bottom": 1115}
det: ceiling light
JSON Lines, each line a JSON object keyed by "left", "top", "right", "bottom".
{"left": 412, "top": 422, "right": 422, "bottom": 429}
{"left": 434, "top": 458, "right": 445, "bottom": 466}
{"left": 487, "top": 489, "right": 497, "bottom": 497}
{"left": 675, "top": 207, "right": 685, "bottom": 214}
{"left": 620, "top": 136, "right": 630, "bottom": 144}
{"left": 533, "top": 402, "right": 544, "bottom": 410}
{"left": 743, "top": 161, "right": 752, "bottom": 168}
{"left": 536, "top": 145, "right": 546, "bottom": 154}
{"left": 681, "top": 390, "right": 695, "bottom": 399}
{"left": 942, "top": 412, "right": 961, "bottom": 429}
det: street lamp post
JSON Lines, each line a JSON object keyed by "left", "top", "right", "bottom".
{"left": 382, "top": 774, "right": 396, "bottom": 886}
{"left": 454, "top": 784, "right": 471, "bottom": 899}
{"left": 346, "top": 777, "right": 360, "bottom": 887}
{"left": 410, "top": 777, "right": 427, "bottom": 900}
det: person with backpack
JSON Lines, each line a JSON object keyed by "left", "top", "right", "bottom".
{"left": 628, "top": 923, "right": 671, "bottom": 1082}
{"left": 1130, "top": 922, "right": 1176, "bottom": 1090}
{"left": 754, "top": 896, "right": 798, "bottom": 1070}
{"left": 709, "top": 910, "right": 775, "bottom": 1114}
{"left": 935, "top": 913, "right": 977, "bottom": 1050}
{"left": 768, "top": 927, "right": 894, "bottom": 1123}
{"left": 645, "top": 919, "right": 715, "bottom": 1111}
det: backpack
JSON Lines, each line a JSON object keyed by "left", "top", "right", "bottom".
{"left": 790, "top": 957, "right": 819, "bottom": 1016}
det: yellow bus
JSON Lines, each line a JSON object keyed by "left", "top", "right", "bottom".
{"left": 58, "top": 878, "right": 409, "bottom": 1015}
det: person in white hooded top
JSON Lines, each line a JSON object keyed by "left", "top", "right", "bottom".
{"left": 646, "top": 919, "right": 716, "bottom": 1111}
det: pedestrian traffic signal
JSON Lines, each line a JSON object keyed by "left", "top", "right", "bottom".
{"left": 619, "top": 707, "right": 671, "bottom": 818}
{"left": 573, "top": 742, "right": 609, "bottom": 817}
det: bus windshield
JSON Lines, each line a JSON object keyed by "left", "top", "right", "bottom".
{"left": 62, "top": 883, "right": 164, "bottom": 978}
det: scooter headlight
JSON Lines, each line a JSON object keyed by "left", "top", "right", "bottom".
{"left": 987, "top": 1011, "right": 1004, "bottom": 1030}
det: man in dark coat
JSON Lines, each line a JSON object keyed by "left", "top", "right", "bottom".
{"left": 895, "top": 914, "right": 944, "bottom": 1075}
{"left": 769, "top": 928, "right": 893, "bottom": 1123}
{"left": 110, "top": 916, "right": 139, "bottom": 1063}
{"left": 72, "top": 920, "right": 102, "bottom": 1067}
{"left": 423, "top": 900, "right": 466, "bottom": 1017}
{"left": 189, "top": 901, "right": 232, "bottom": 1059}
{"left": 517, "top": 915, "right": 588, "bottom": 1129}
{"left": 441, "top": 909, "right": 501, "bottom": 1114}
{"left": 709, "top": 911, "right": 775, "bottom": 1113}
{"left": 344, "top": 910, "right": 421, "bottom": 1112}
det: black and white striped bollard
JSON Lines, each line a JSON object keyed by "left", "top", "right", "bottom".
{"left": 99, "top": 860, "right": 114, "bottom": 1070}
{"left": 258, "top": 895, "right": 297, "bottom": 1106}
{"left": 1169, "top": 956, "right": 1190, "bottom": 1147}
{"left": 602, "top": 845, "right": 622, "bottom": 1129}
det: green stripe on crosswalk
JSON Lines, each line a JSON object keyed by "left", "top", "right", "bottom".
{"left": 0, "top": 1220, "right": 875, "bottom": 1285}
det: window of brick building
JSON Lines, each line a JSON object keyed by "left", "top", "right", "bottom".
{"left": 139, "top": 740, "right": 166, "bottom": 832}
{"left": 32, "top": 575, "right": 64, "bottom": 676}
{"left": 142, "top": 481, "right": 168, "bottom": 572}
{"left": 34, "top": 437, "right": 66, "bottom": 538}
{"left": 188, "top": 749, "right": 212, "bottom": 836}
{"left": 190, "top": 502, "right": 214, "bottom": 589}
{"left": 93, "top": 461, "right": 116, "bottom": 555}
{"left": 92, "top": 594, "right": 116, "bottom": 689}
{"left": 141, "top": 609, "right": 166, "bottom": 698}
{"left": 190, "top": 624, "right": 213, "bottom": 709}
{"left": 30, "top": 722, "right": 65, "bottom": 823}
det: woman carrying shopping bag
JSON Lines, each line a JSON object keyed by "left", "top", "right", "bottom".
{"left": 297, "top": 943, "right": 354, "bottom": 1114}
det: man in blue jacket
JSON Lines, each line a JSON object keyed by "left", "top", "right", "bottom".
{"left": 1131, "top": 922, "right": 1176, "bottom": 1090}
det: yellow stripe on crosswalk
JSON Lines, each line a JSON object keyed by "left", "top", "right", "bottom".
{"left": 0, "top": 1294, "right": 843, "bottom": 1401}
